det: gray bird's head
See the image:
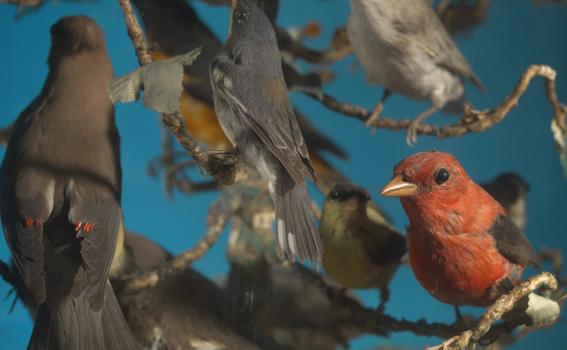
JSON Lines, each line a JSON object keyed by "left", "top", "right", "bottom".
{"left": 49, "top": 16, "right": 106, "bottom": 66}
{"left": 229, "top": 0, "right": 274, "bottom": 44}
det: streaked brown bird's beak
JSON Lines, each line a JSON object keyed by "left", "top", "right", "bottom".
{"left": 380, "top": 175, "right": 417, "bottom": 197}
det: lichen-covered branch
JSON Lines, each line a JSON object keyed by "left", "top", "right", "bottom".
{"left": 118, "top": 196, "right": 231, "bottom": 293}
{"left": 426, "top": 272, "right": 558, "bottom": 350}
{"left": 303, "top": 65, "right": 567, "bottom": 141}
{"left": 117, "top": 0, "right": 236, "bottom": 186}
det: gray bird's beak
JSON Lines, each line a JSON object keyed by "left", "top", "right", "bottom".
{"left": 380, "top": 175, "right": 417, "bottom": 197}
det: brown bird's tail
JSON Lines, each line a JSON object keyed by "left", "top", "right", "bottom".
{"left": 28, "top": 281, "right": 138, "bottom": 350}
{"left": 274, "top": 178, "right": 322, "bottom": 262}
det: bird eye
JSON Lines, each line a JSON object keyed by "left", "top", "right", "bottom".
{"left": 235, "top": 10, "right": 249, "bottom": 23}
{"left": 329, "top": 191, "right": 340, "bottom": 199}
{"left": 434, "top": 168, "right": 450, "bottom": 185}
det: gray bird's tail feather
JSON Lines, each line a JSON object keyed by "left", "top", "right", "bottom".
{"left": 274, "top": 179, "right": 322, "bottom": 262}
{"left": 28, "top": 281, "right": 139, "bottom": 350}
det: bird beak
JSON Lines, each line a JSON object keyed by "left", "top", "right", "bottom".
{"left": 232, "top": 0, "right": 238, "bottom": 8}
{"left": 380, "top": 175, "right": 417, "bottom": 197}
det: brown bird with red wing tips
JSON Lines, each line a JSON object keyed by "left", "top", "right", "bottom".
{"left": 0, "top": 16, "right": 138, "bottom": 349}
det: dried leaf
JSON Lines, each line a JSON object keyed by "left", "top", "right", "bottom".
{"left": 109, "top": 48, "right": 202, "bottom": 114}
{"left": 503, "top": 292, "right": 561, "bottom": 327}
{"left": 551, "top": 115, "right": 567, "bottom": 176}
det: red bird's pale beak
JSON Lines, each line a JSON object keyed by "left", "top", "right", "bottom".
{"left": 380, "top": 175, "right": 417, "bottom": 197}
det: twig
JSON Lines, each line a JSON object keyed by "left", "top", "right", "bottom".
{"left": 119, "top": 196, "right": 231, "bottom": 293}
{"left": 0, "top": 0, "right": 42, "bottom": 6}
{"left": 426, "top": 272, "right": 558, "bottom": 350}
{"left": 539, "top": 248, "right": 567, "bottom": 287}
{"left": 117, "top": 0, "right": 236, "bottom": 186}
{"left": 147, "top": 135, "right": 218, "bottom": 195}
{"left": 303, "top": 65, "right": 567, "bottom": 141}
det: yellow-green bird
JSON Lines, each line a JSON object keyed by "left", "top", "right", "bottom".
{"left": 320, "top": 184, "right": 407, "bottom": 310}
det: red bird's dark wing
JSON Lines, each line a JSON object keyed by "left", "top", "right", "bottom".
{"left": 488, "top": 215, "right": 539, "bottom": 268}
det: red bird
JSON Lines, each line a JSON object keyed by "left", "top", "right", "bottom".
{"left": 381, "top": 151, "right": 538, "bottom": 308}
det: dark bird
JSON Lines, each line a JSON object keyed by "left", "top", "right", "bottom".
{"left": 210, "top": 0, "right": 322, "bottom": 262}
{"left": 347, "top": 0, "right": 483, "bottom": 144}
{"left": 381, "top": 152, "right": 538, "bottom": 310}
{"left": 320, "top": 184, "right": 406, "bottom": 311}
{"left": 481, "top": 172, "right": 530, "bottom": 231}
{"left": 0, "top": 16, "right": 138, "bottom": 349}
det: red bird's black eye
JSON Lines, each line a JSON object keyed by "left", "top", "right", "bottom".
{"left": 236, "top": 10, "right": 249, "bottom": 23}
{"left": 434, "top": 168, "right": 450, "bottom": 185}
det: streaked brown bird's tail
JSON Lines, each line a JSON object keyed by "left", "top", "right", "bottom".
{"left": 28, "top": 281, "right": 138, "bottom": 350}
{"left": 274, "top": 177, "right": 322, "bottom": 262}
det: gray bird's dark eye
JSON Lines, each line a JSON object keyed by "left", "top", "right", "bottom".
{"left": 236, "top": 10, "right": 249, "bottom": 23}
{"left": 435, "top": 168, "right": 450, "bottom": 185}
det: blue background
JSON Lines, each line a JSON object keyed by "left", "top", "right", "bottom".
{"left": 1, "top": 0, "right": 566, "bottom": 349}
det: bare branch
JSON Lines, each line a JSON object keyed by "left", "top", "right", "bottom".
{"left": 118, "top": 196, "right": 231, "bottom": 293}
{"left": 1, "top": 0, "right": 93, "bottom": 18}
{"left": 539, "top": 247, "right": 567, "bottom": 287}
{"left": 117, "top": 0, "right": 236, "bottom": 186}
{"left": 303, "top": 65, "right": 567, "bottom": 141}
{"left": 0, "top": 0, "right": 42, "bottom": 7}
{"left": 427, "top": 272, "right": 558, "bottom": 350}
{"left": 147, "top": 134, "right": 219, "bottom": 195}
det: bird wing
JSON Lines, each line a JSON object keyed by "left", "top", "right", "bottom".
{"left": 67, "top": 184, "right": 121, "bottom": 311}
{"left": 360, "top": 220, "right": 407, "bottom": 266}
{"left": 211, "top": 51, "right": 315, "bottom": 184}
{"left": 488, "top": 215, "right": 539, "bottom": 267}
{"left": 403, "top": 0, "right": 483, "bottom": 90}
{"left": 1, "top": 189, "right": 48, "bottom": 304}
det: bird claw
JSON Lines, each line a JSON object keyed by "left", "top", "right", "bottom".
{"left": 366, "top": 102, "right": 384, "bottom": 134}
{"left": 406, "top": 121, "right": 419, "bottom": 146}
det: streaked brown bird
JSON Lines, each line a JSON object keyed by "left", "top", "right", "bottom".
{"left": 347, "top": 0, "right": 483, "bottom": 144}
{"left": 0, "top": 16, "right": 138, "bottom": 349}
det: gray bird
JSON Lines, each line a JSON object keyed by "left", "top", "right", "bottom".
{"left": 347, "top": 0, "right": 483, "bottom": 144}
{"left": 0, "top": 16, "right": 138, "bottom": 349}
{"left": 210, "top": 0, "right": 322, "bottom": 262}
